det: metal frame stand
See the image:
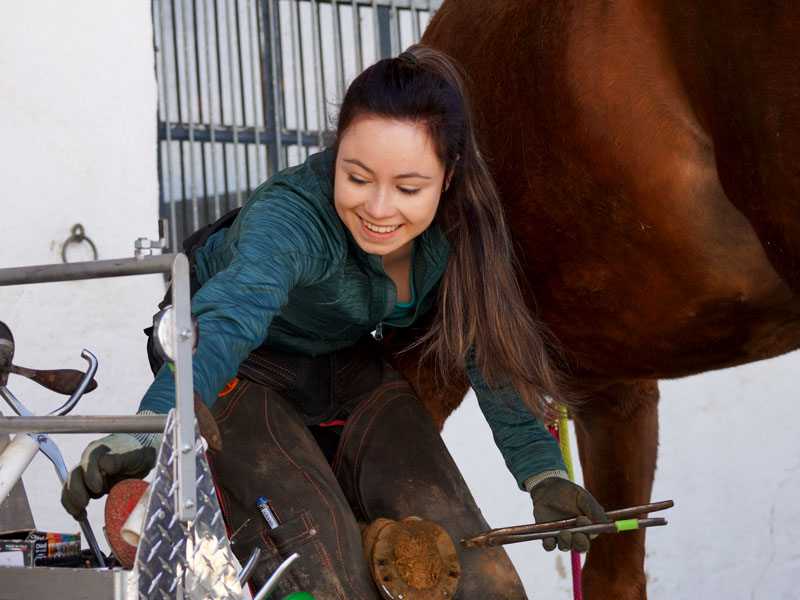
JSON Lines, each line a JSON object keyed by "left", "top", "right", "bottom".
{"left": 0, "top": 254, "right": 240, "bottom": 599}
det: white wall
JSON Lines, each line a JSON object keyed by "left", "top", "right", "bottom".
{"left": 443, "top": 353, "right": 800, "bottom": 599}
{"left": 1, "top": 3, "right": 798, "bottom": 600}
{"left": 0, "top": 0, "right": 162, "bottom": 550}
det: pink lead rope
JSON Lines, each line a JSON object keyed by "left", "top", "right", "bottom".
{"left": 547, "top": 419, "right": 584, "bottom": 600}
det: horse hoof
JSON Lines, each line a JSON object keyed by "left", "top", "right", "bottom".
{"left": 362, "top": 516, "right": 461, "bottom": 599}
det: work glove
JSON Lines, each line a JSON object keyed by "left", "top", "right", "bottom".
{"left": 527, "top": 475, "right": 609, "bottom": 553}
{"left": 61, "top": 432, "right": 159, "bottom": 520}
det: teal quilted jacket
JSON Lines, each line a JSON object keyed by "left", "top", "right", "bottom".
{"left": 139, "top": 148, "right": 565, "bottom": 489}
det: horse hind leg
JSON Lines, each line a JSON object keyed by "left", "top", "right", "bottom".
{"left": 572, "top": 379, "right": 660, "bottom": 600}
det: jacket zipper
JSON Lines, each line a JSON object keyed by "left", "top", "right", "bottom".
{"left": 374, "top": 273, "right": 396, "bottom": 341}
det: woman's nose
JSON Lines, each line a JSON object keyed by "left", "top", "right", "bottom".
{"left": 363, "top": 189, "right": 396, "bottom": 221}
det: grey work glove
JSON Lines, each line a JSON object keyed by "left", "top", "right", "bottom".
{"left": 61, "top": 432, "right": 159, "bottom": 520}
{"left": 527, "top": 475, "right": 609, "bottom": 553}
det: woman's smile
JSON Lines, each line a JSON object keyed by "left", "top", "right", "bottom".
{"left": 359, "top": 215, "right": 404, "bottom": 239}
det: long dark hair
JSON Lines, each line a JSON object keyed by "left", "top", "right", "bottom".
{"left": 333, "top": 44, "right": 572, "bottom": 419}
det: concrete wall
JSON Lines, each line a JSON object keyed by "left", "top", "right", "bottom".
{"left": 1, "top": 2, "right": 798, "bottom": 599}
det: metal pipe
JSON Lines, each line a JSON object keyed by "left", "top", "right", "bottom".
{"left": 170, "top": 0, "right": 190, "bottom": 244}
{"left": 0, "top": 254, "right": 178, "bottom": 286}
{"left": 181, "top": 0, "right": 200, "bottom": 232}
{"left": 0, "top": 416, "right": 167, "bottom": 434}
{"left": 190, "top": 0, "right": 210, "bottom": 226}
{"left": 331, "top": 0, "right": 345, "bottom": 100}
{"left": 225, "top": 0, "right": 243, "bottom": 206}
{"left": 202, "top": 0, "right": 223, "bottom": 219}
{"left": 410, "top": 3, "right": 420, "bottom": 40}
{"left": 215, "top": 0, "right": 234, "bottom": 212}
{"left": 234, "top": 0, "right": 254, "bottom": 190}
{"left": 311, "top": 0, "right": 326, "bottom": 145}
{"left": 266, "top": 0, "right": 286, "bottom": 171}
{"left": 296, "top": 0, "right": 310, "bottom": 158}
{"left": 253, "top": 553, "right": 300, "bottom": 600}
{"left": 389, "top": 0, "right": 400, "bottom": 54}
{"left": 311, "top": 0, "right": 328, "bottom": 148}
{"left": 159, "top": 122, "right": 322, "bottom": 145}
{"left": 0, "top": 435, "right": 39, "bottom": 505}
{"left": 233, "top": 0, "right": 250, "bottom": 189}
{"left": 160, "top": 0, "right": 179, "bottom": 249}
{"left": 351, "top": 0, "right": 364, "bottom": 73}
{"left": 247, "top": 0, "right": 266, "bottom": 183}
{"left": 172, "top": 252, "right": 197, "bottom": 522}
{"left": 371, "top": 0, "right": 380, "bottom": 60}
{"left": 238, "top": 547, "right": 261, "bottom": 585}
{"left": 289, "top": 0, "right": 305, "bottom": 161}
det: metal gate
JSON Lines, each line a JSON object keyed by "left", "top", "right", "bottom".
{"left": 152, "top": 0, "right": 441, "bottom": 250}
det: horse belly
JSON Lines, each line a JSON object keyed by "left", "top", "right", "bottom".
{"left": 532, "top": 154, "right": 800, "bottom": 379}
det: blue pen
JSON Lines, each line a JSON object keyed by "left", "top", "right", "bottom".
{"left": 256, "top": 496, "right": 280, "bottom": 529}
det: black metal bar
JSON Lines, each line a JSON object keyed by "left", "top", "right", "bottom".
{"left": 170, "top": 0, "right": 184, "bottom": 124}
{"left": 171, "top": 0, "right": 190, "bottom": 231}
{"left": 295, "top": 0, "right": 309, "bottom": 158}
{"left": 267, "top": 0, "right": 287, "bottom": 170}
{"left": 159, "top": 122, "right": 321, "bottom": 147}
{"left": 257, "top": 0, "right": 280, "bottom": 176}
{"left": 294, "top": 0, "right": 438, "bottom": 8}
{"left": 212, "top": 0, "right": 232, "bottom": 212}
{"left": 377, "top": 4, "right": 392, "bottom": 59}
{"left": 234, "top": 0, "right": 253, "bottom": 190}
{"left": 191, "top": 0, "right": 212, "bottom": 226}
{"left": 192, "top": 0, "right": 205, "bottom": 124}
{"left": 153, "top": 2, "right": 169, "bottom": 248}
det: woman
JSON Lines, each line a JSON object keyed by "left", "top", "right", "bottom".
{"left": 62, "top": 45, "right": 606, "bottom": 598}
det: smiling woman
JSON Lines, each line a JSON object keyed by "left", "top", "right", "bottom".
{"left": 62, "top": 44, "right": 605, "bottom": 599}
{"left": 334, "top": 116, "right": 449, "bottom": 301}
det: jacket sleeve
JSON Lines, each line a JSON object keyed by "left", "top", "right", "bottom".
{"left": 465, "top": 352, "right": 566, "bottom": 490}
{"left": 138, "top": 188, "right": 331, "bottom": 414}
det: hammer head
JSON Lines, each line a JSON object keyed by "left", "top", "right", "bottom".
{"left": 0, "top": 322, "right": 14, "bottom": 386}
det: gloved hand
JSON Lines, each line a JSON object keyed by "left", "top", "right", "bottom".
{"left": 528, "top": 476, "right": 608, "bottom": 553}
{"left": 61, "top": 432, "right": 159, "bottom": 520}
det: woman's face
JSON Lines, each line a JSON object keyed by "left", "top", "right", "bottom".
{"left": 334, "top": 114, "right": 448, "bottom": 263}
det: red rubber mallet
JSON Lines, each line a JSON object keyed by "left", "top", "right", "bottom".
{"left": 104, "top": 479, "right": 149, "bottom": 569}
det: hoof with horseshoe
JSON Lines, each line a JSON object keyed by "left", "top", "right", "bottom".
{"left": 362, "top": 516, "right": 461, "bottom": 600}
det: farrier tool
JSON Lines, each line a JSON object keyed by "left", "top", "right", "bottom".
{"left": 461, "top": 499, "right": 674, "bottom": 548}
{"left": 0, "top": 322, "right": 106, "bottom": 566}
{"left": 0, "top": 324, "right": 98, "bottom": 396}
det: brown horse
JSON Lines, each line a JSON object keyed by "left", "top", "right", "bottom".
{"left": 384, "top": 1, "right": 800, "bottom": 598}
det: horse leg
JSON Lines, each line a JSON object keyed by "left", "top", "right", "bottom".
{"left": 572, "top": 379, "right": 660, "bottom": 600}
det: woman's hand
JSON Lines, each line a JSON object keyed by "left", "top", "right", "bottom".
{"left": 61, "top": 433, "right": 158, "bottom": 520}
{"left": 529, "top": 477, "right": 609, "bottom": 553}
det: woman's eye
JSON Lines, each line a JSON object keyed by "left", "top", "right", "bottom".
{"left": 348, "top": 175, "right": 368, "bottom": 185}
{"left": 398, "top": 187, "right": 420, "bottom": 195}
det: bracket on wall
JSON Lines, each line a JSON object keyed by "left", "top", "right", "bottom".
{"left": 61, "top": 223, "right": 98, "bottom": 263}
